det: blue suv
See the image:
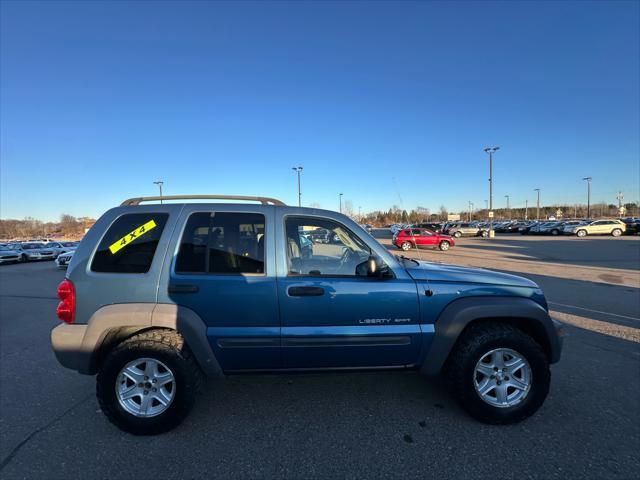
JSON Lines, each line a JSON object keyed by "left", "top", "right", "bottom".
{"left": 51, "top": 195, "right": 563, "bottom": 434}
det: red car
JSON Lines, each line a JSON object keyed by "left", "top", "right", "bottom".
{"left": 393, "top": 228, "right": 455, "bottom": 251}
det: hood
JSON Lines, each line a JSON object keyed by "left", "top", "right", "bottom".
{"left": 405, "top": 261, "right": 538, "bottom": 288}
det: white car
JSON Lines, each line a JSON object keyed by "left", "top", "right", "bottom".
{"left": 0, "top": 244, "right": 21, "bottom": 264}
{"left": 55, "top": 250, "right": 74, "bottom": 268}
{"left": 45, "top": 241, "right": 78, "bottom": 258}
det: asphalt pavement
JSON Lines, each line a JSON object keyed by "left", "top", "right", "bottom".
{"left": 0, "top": 234, "right": 639, "bottom": 479}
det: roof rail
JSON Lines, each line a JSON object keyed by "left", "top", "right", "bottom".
{"left": 120, "top": 195, "right": 286, "bottom": 207}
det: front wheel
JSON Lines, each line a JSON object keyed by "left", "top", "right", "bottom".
{"left": 453, "top": 231, "right": 462, "bottom": 238}
{"left": 400, "top": 241, "right": 413, "bottom": 251}
{"left": 439, "top": 241, "right": 450, "bottom": 251}
{"left": 551, "top": 229, "right": 559, "bottom": 236}
{"left": 97, "top": 329, "right": 203, "bottom": 435}
{"left": 480, "top": 230, "right": 489, "bottom": 238}
{"left": 611, "top": 228, "right": 622, "bottom": 237}
{"left": 445, "top": 322, "right": 550, "bottom": 424}
{"left": 20, "top": 254, "right": 27, "bottom": 262}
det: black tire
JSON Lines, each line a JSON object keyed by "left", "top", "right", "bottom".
{"left": 439, "top": 240, "right": 450, "bottom": 251}
{"left": 453, "top": 231, "right": 462, "bottom": 238}
{"left": 20, "top": 254, "right": 27, "bottom": 262}
{"left": 551, "top": 229, "right": 559, "bottom": 236}
{"left": 480, "top": 230, "right": 489, "bottom": 238}
{"left": 611, "top": 228, "right": 622, "bottom": 237}
{"left": 576, "top": 229, "right": 587, "bottom": 237}
{"left": 445, "top": 322, "right": 550, "bottom": 425}
{"left": 400, "top": 241, "right": 412, "bottom": 251}
{"left": 97, "top": 329, "right": 204, "bottom": 435}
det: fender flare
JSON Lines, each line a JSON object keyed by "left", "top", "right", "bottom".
{"left": 421, "top": 296, "right": 562, "bottom": 376}
{"left": 53, "top": 303, "right": 223, "bottom": 377}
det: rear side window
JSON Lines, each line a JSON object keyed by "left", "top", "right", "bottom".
{"left": 91, "top": 213, "right": 169, "bottom": 273}
{"left": 175, "top": 212, "right": 265, "bottom": 275}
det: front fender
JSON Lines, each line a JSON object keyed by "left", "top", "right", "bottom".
{"left": 421, "top": 296, "right": 563, "bottom": 375}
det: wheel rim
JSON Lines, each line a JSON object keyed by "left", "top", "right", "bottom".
{"left": 473, "top": 348, "right": 532, "bottom": 408}
{"left": 612, "top": 229, "right": 621, "bottom": 237}
{"left": 116, "top": 358, "right": 176, "bottom": 418}
{"left": 440, "top": 242, "right": 449, "bottom": 250}
{"left": 402, "top": 242, "right": 411, "bottom": 250}
{"left": 577, "top": 230, "right": 586, "bottom": 237}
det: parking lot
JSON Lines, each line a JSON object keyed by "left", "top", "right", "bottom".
{"left": 1, "top": 235, "right": 639, "bottom": 479}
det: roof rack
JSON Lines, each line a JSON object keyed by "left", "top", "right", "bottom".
{"left": 120, "top": 195, "right": 286, "bottom": 207}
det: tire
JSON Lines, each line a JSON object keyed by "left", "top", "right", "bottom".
{"left": 576, "top": 229, "right": 587, "bottom": 237}
{"left": 401, "top": 241, "right": 412, "bottom": 251}
{"left": 453, "top": 231, "right": 462, "bottom": 238}
{"left": 445, "top": 322, "right": 550, "bottom": 425}
{"left": 439, "top": 241, "right": 450, "bottom": 251}
{"left": 481, "top": 230, "right": 489, "bottom": 238}
{"left": 611, "top": 228, "right": 622, "bottom": 237}
{"left": 20, "top": 254, "right": 27, "bottom": 262}
{"left": 551, "top": 229, "right": 559, "bottom": 236}
{"left": 97, "top": 329, "right": 204, "bottom": 435}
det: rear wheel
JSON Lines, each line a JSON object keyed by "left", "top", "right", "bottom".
{"left": 97, "top": 329, "right": 203, "bottom": 435}
{"left": 400, "top": 241, "right": 412, "bottom": 251}
{"left": 20, "top": 254, "right": 27, "bottom": 262}
{"left": 576, "top": 229, "right": 587, "bottom": 237}
{"left": 611, "top": 228, "right": 622, "bottom": 237}
{"left": 439, "top": 241, "right": 450, "bottom": 251}
{"left": 445, "top": 322, "right": 550, "bottom": 424}
{"left": 480, "top": 230, "right": 489, "bottom": 238}
{"left": 453, "top": 231, "right": 462, "bottom": 238}
{"left": 551, "top": 229, "right": 559, "bottom": 236}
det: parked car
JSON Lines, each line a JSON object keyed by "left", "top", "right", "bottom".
{"left": 51, "top": 194, "right": 563, "bottom": 434}
{"left": 446, "top": 222, "right": 489, "bottom": 238}
{"left": 564, "top": 219, "right": 626, "bottom": 237}
{"left": 18, "top": 242, "right": 56, "bottom": 261}
{"left": 622, "top": 218, "right": 640, "bottom": 235}
{"left": 414, "top": 222, "right": 443, "bottom": 233}
{"left": 56, "top": 250, "right": 75, "bottom": 268}
{"left": 45, "top": 241, "right": 78, "bottom": 258}
{"left": 0, "top": 244, "right": 21, "bottom": 264}
{"left": 536, "top": 221, "right": 565, "bottom": 236}
{"left": 393, "top": 228, "right": 455, "bottom": 251}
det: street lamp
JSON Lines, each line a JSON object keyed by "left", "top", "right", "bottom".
{"left": 153, "top": 181, "right": 164, "bottom": 204}
{"left": 292, "top": 166, "right": 303, "bottom": 207}
{"left": 534, "top": 188, "right": 540, "bottom": 220}
{"left": 583, "top": 177, "right": 592, "bottom": 218}
{"left": 505, "top": 195, "right": 510, "bottom": 219}
{"left": 483, "top": 146, "right": 500, "bottom": 237}
{"left": 339, "top": 193, "right": 343, "bottom": 213}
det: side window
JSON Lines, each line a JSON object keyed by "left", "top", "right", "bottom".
{"left": 91, "top": 213, "right": 169, "bottom": 273}
{"left": 286, "top": 216, "right": 375, "bottom": 276}
{"left": 176, "top": 212, "right": 265, "bottom": 275}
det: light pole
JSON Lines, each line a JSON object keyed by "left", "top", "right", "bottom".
{"left": 534, "top": 188, "right": 540, "bottom": 220}
{"left": 583, "top": 177, "right": 592, "bottom": 218}
{"left": 292, "top": 166, "right": 303, "bottom": 207}
{"left": 339, "top": 193, "right": 343, "bottom": 213}
{"left": 483, "top": 146, "right": 500, "bottom": 237}
{"left": 525, "top": 200, "right": 529, "bottom": 220}
{"left": 153, "top": 181, "right": 164, "bottom": 204}
{"left": 505, "top": 195, "right": 510, "bottom": 219}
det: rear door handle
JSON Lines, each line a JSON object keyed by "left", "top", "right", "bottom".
{"left": 168, "top": 284, "right": 199, "bottom": 294}
{"left": 288, "top": 286, "right": 325, "bottom": 297}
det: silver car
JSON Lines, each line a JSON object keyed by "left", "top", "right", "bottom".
{"left": 19, "top": 243, "right": 56, "bottom": 261}
{"left": 55, "top": 250, "right": 75, "bottom": 268}
{"left": 45, "top": 241, "right": 78, "bottom": 258}
{"left": 0, "top": 244, "right": 21, "bottom": 264}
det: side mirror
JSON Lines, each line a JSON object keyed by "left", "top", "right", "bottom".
{"left": 356, "top": 255, "right": 390, "bottom": 278}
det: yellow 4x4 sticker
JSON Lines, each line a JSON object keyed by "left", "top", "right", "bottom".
{"left": 109, "top": 220, "right": 157, "bottom": 254}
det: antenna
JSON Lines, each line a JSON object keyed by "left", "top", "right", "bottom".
{"left": 391, "top": 177, "right": 426, "bottom": 263}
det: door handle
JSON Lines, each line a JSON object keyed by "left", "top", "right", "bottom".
{"left": 288, "top": 286, "right": 325, "bottom": 297}
{"left": 168, "top": 284, "right": 199, "bottom": 294}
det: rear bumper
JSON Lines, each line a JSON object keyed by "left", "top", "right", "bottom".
{"left": 51, "top": 323, "right": 91, "bottom": 373}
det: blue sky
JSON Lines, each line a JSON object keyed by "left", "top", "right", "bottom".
{"left": 1, "top": 0, "right": 638, "bottom": 221}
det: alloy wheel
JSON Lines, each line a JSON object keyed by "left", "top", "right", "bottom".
{"left": 116, "top": 358, "right": 176, "bottom": 418}
{"left": 473, "top": 348, "right": 532, "bottom": 408}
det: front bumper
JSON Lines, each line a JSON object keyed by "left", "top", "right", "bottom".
{"left": 0, "top": 256, "right": 20, "bottom": 264}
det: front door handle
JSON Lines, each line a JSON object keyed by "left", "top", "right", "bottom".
{"left": 168, "top": 284, "right": 199, "bottom": 294}
{"left": 288, "top": 286, "right": 325, "bottom": 297}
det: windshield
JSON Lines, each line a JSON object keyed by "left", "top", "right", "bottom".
{"left": 21, "top": 243, "right": 42, "bottom": 249}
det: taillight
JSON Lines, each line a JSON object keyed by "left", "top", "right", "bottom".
{"left": 56, "top": 279, "right": 75, "bottom": 324}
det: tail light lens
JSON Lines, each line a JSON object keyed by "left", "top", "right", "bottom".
{"left": 56, "top": 279, "right": 75, "bottom": 324}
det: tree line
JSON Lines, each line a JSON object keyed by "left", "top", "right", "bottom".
{"left": 0, "top": 214, "right": 95, "bottom": 240}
